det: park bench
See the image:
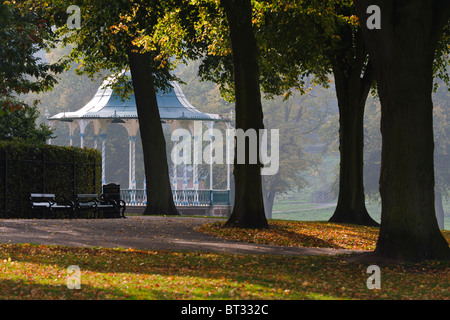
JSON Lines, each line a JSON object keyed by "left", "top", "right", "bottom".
{"left": 75, "top": 194, "right": 99, "bottom": 218}
{"left": 98, "top": 193, "right": 126, "bottom": 218}
{"left": 75, "top": 193, "right": 125, "bottom": 219}
{"left": 30, "top": 193, "right": 75, "bottom": 219}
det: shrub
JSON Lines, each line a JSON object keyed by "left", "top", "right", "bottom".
{"left": 0, "top": 141, "right": 101, "bottom": 218}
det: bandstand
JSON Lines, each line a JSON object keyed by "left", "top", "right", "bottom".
{"left": 47, "top": 75, "right": 232, "bottom": 216}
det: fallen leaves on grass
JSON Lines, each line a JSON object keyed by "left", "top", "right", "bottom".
{"left": 0, "top": 243, "right": 448, "bottom": 300}
{"left": 196, "top": 220, "right": 445, "bottom": 251}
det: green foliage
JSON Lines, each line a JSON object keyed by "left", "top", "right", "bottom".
{"left": 0, "top": 1, "right": 64, "bottom": 146}
{"left": 0, "top": 1, "right": 64, "bottom": 112}
{"left": 0, "top": 141, "right": 101, "bottom": 218}
{"left": 433, "top": 26, "right": 450, "bottom": 91}
{"left": 189, "top": 0, "right": 361, "bottom": 100}
{"left": 0, "top": 100, "right": 53, "bottom": 144}
{"left": 30, "top": 0, "right": 180, "bottom": 94}
{"left": 22, "top": 45, "right": 102, "bottom": 145}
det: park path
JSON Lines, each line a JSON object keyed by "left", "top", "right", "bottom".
{"left": 0, "top": 216, "right": 357, "bottom": 256}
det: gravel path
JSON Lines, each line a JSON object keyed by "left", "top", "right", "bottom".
{"left": 0, "top": 216, "right": 358, "bottom": 256}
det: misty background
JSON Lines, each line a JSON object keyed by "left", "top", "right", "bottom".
{"left": 25, "top": 46, "right": 450, "bottom": 230}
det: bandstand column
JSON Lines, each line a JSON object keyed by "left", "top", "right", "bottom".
{"left": 191, "top": 121, "right": 202, "bottom": 205}
{"left": 120, "top": 120, "right": 140, "bottom": 205}
{"left": 68, "top": 121, "right": 78, "bottom": 147}
{"left": 172, "top": 163, "right": 178, "bottom": 204}
{"left": 93, "top": 135, "right": 99, "bottom": 150}
{"left": 205, "top": 121, "right": 215, "bottom": 191}
{"left": 92, "top": 119, "right": 102, "bottom": 150}
{"left": 167, "top": 120, "right": 180, "bottom": 205}
{"left": 98, "top": 119, "right": 111, "bottom": 186}
{"left": 100, "top": 133, "right": 107, "bottom": 185}
{"left": 226, "top": 121, "right": 233, "bottom": 191}
{"left": 182, "top": 129, "right": 189, "bottom": 205}
{"left": 77, "top": 119, "right": 91, "bottom": 148}
{"left": 128, "top": 135, "right": 137, "bottom": 190}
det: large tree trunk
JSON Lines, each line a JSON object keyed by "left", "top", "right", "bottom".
{"left": 356, "top": 0, "right": 450, "bottom": 261}
{"left": 221, "top": 0, "right": 268, "bottom": 228}
{"left": 127, "top": 48, "right": 179, "bottom": 216}
{"left": 328, "top": 27, "right": 378, "bottom": 227}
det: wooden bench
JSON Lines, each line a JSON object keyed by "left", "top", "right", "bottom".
{"left": 75, "top": 193, "right": 125, "bottom": 218}
{"left": 30, "top": 193, "right": 75, "bottom": 219}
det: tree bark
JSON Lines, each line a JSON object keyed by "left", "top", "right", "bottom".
{"left": 328, "top": 27, "right": 379, "bottom": 227}
{"left": 221, "top": 0, "right": 268, "bottom": 228}
{"left": 356, "top": 0, "right": 450, "bottom": 261}
{"left": 127, "top": 47, "right": 179, "bottom": 216}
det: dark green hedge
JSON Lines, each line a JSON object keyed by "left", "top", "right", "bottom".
{"left": 0, "top": 141, "right": 101, "bottom": 218}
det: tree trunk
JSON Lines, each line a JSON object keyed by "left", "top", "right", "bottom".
{"left": 356, "top": 0, "right": 450, "bottom": 261}
{"left": 127, "top": 48, "right": 179, "bottom": 216}
{"left": 435, "top": 190, "right": 445, "bottom": 230}
{"left": 221, "top": 0, "right": 268, "bottom": 228}
{"left": 328, "top": 28, "right": 378, "bottom": 227}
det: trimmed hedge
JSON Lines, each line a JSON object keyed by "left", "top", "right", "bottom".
{"left": 0, "top": 141, "right": 101, "bottom": 218}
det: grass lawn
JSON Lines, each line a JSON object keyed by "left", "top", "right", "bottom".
{"left": 271, "top": 154, "right": 450, "bottom": 230}
{"left": 0, "top": 219, "right": 449, "bottom": 300}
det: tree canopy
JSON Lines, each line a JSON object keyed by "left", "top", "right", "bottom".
{"left": 0, "top": 1, "right": 64, "bottom": 143}
{"left": 0, "top": 2, "right": 63, "bottom": 105}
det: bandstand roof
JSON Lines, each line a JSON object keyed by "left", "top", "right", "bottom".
{"left": 48, "top": 78, "right": 227, "bottom": 123}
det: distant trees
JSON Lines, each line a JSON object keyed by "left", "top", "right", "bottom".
{"left": 433, "top": 84, "right": 450, "bottom": 230}
{"left": 261, "top": 83, "right": 334, "bottom": 219}
{"left": 254, "top": 0, "right": 379, "bottom": 226}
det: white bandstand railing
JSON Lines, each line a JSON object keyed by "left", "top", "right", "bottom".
{"left": 120, "top": 189, "right": 231, "bottom": 207}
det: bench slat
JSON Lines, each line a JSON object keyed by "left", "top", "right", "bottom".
{"left": 76, "top": 194, "right": 99, "bottom": 198}
{"left": 30, "top": 194, "right": 55, "bottom": 198}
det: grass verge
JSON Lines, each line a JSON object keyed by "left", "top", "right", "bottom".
{"left": 0, "top": 219, "right": 449, "bottom": 300}
{"left": 0, "top": 241, "right": 448, "bottom": 300}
